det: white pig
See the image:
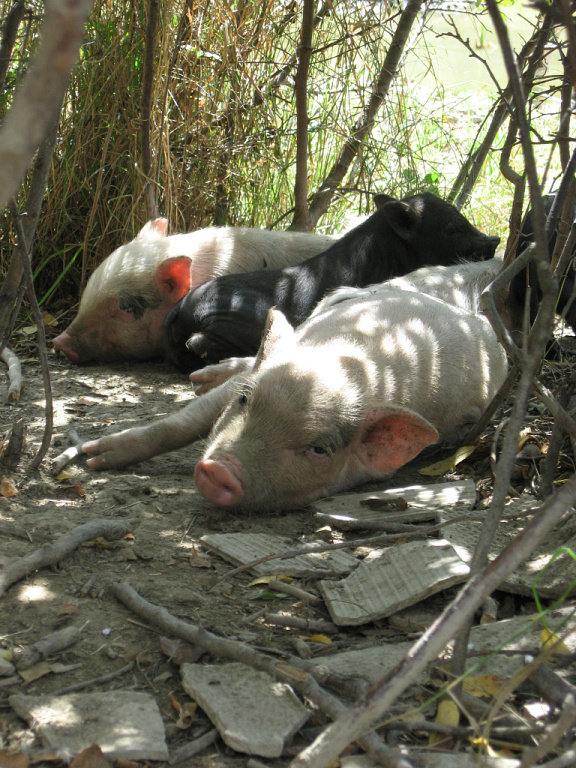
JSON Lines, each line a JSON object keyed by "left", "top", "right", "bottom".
{"left": 53, "top": 218, "right": 335, "bottom": 364}
{"left": 82, "top": 283, "right": 508, "bottom": 512}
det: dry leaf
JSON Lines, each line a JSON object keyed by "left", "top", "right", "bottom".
{"left": 169, "top": 693, "right": 197, "bottom": 729}
{"left": 541, "top": 627, "right": 572, "bottom": 655}
{"left": 57, "top": 602, "right": 79, "bottom": 618}
{"left": 18, "top": 661, "right": 52, "bottom": 684}
{"left": 66, "top": 485, "right": 86, "bottom": 496}
{"left": 469, "top": 736, "right": 501, "bottom": 757}
{"left": 463, "top": 673, "right": 504, "bottom": 698}
{"left": 300, "top": 634, "right": 333, "bottom": 645}
{"left": 419, "top": 445, "right": 476, "bottom": 476}
{"left": 69, "top": 745, "right": 112, "bottom": 768}
{"left": 429, "top": 699, "right": 459, "bottom": 746}
{"left": 188, "top": 547, "right": 212, "bottom": 568}
{"left": 0, "top": 477, "right": 18, "bottom": 497}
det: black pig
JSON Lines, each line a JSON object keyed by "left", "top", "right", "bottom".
{"left": 162, "top": 192, "right": 500, "bottom": 371}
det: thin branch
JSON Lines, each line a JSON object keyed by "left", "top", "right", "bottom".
{"left": 0, "top": 519, "right": 136, "bottom": 597}
{"left": 306, "top": 0, "right": 424, "bottom": 228}
{"left": 141, "top": 0, "right": 159, "bottom": 220}
{"left": 0, "top": 0, "right": 95, "bottom": 209}
{"left": 0, "top": 0, "right": 26, "bottom": 97}
{"left": 290, "top": 0, "right": 315, "bottom": 232}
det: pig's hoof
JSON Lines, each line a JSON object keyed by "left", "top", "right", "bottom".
{"left": 194, "top": 458, "right": 243, "bottom": 507}
{"left": 82, "top": 438, "right": 128, "bottom": 470}
{"left": 189, "top": 357, "right": 252, "bottom": 394}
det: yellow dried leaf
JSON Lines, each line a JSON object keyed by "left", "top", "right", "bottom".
{"left": 55, "top": 471, "right": 75, "bottom": 481}
{"left": 42, "top": 313, "right": 58, "bottom": 328}
{"left": 418, "top": 445, "right": 476, "bottom": 476}
{"left": 300, "top": 634, "right": 333, "bottom": 645}
{"left": 0, "top": 477, "right": 18, "bottom": 497}
{"left": 429, "top": 699, "right": 459, "bottom": 746}
{"left": 463, "top": 673, "right": 504, "bottom": 698}
{"left": 541, "top": 627, "right": 572, "bottom": 655}
{"left": 469, "top": 736, "right": 500, "bottom": 757}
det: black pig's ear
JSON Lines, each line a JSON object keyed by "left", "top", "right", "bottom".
{"left": 373, "top": 193, "right": 396, "bottom": 210}
{"left": 381, "top": 198, "right": 423, "bottom": 241}
{"left": 253, "top": 307, "right": 296, "bottom": 372}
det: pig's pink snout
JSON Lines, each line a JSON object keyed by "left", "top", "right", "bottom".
{"left": 194, "top": 457, "right": 244, "bottom": 507}
{"left": 52, "top": 331, "right": 80, "bottom": 363}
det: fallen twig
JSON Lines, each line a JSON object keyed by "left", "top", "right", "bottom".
{"left": 0, "top": 519, "right": 136, "bottom": 597}
{"left": 263, "top": 613, "right": 337, "bottom": 634}
{"left": 266, "top": 580, "right": 319, "bottom": 603}
{"left": 53, "top": 660, "right": 134, "bottom": 696}
{"left": 110, "top": 581, "right": 414, "bottom": 768}
{"left": 52, "top": 429, "right": 86, "bottom": 475}
{"left": 0, "top": 345, "right": 22, "bottom": 402}
{"left": 13, "top": 625, "right": 81, "bottom": 670}
{"left": 168, "top": 728, "right": 219, "bottom": 765}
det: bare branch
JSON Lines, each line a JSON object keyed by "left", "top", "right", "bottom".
{"left": 290, "top": 0, "right": 315, "bottom": 232}
{"left": 0, "top": 0, "right": 94, "bottom": 210}
{"left": 306, "top": 0, "right": 424, "bottom": 228}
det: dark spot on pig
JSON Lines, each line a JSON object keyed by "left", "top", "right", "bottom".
{"left": 119, "top": 294, "right": 152, "bottom": 320}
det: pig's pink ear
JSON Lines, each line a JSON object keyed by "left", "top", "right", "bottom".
{"left": 355, "top": 407, "right": 439, "bottom": 474}
{"left": 253, "top": 308, "right": 296, "bottom": 370}
{"left": 136, "top": 218, "right": 168, "bottom": 241}
{"left": 154, "top": 256, "right": 192, "bottom": 301}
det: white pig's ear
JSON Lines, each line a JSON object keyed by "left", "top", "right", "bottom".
{"left": 154, "top": 256, "right": 193, "bottom": 301}
{"left": 354, "top": 406, "right": 438, "bottom": 474}
{"left": 136, "top": 218, "right": 168, "bottom": 241}
{"left": 253, "top": 308, "right": 296, "bottom": 370}
{"left": 381, "top": 199, "right": 422, "bottom": 241}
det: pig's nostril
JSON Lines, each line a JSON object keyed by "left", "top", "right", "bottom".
{"left": 194, "top": 458, "right": 243, "bottom": 507}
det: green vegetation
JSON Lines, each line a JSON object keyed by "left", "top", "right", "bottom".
{"left": 0, "top": 0, "right": 570, "bottom": 306}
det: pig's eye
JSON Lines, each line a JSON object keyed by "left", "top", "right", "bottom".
{"left": 238, "top": 393, "right": 248, "bottom": 406}
{"left": 310, "top": 445, "right": 330, "bottom": 457}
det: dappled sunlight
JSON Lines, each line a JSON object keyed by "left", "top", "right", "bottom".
{"left": 17, "top": 582, "right": 56, "bottom": 603}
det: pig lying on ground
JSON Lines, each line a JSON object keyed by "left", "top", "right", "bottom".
{"left": 189, "top": 257, "right": 505, "bottom": 394}
{"left": 82, "top": 278, "right": 508, "bottom": 512}
{"left": 161, "top": 192, "right": 501, "bottom": 371}
{"left": 509, "top": 193, "right": 576, "bottom": 333}
{"left": 52, "top": 219, "right": 336, "bottom": 364}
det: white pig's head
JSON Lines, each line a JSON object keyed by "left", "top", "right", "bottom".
{"left": 53, "top": 219, "right": 193, "bottom": 363}
{"left": 194, "top": 309, "right": 439, "bottom": 512}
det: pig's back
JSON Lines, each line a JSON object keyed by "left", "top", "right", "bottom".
{"left": 298, "top": 288, "right": 507, "bottom": 438}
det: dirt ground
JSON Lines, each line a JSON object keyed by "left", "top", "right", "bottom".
{"left": 0, "top": 340, "right": 574, "bottom": 766}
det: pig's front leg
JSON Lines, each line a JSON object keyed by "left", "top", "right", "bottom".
{"left": 82, "top": 378, "right": 239, "bottom": 469}
{"left": 189, "top": 356, "right": 255, "bottom": 394}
